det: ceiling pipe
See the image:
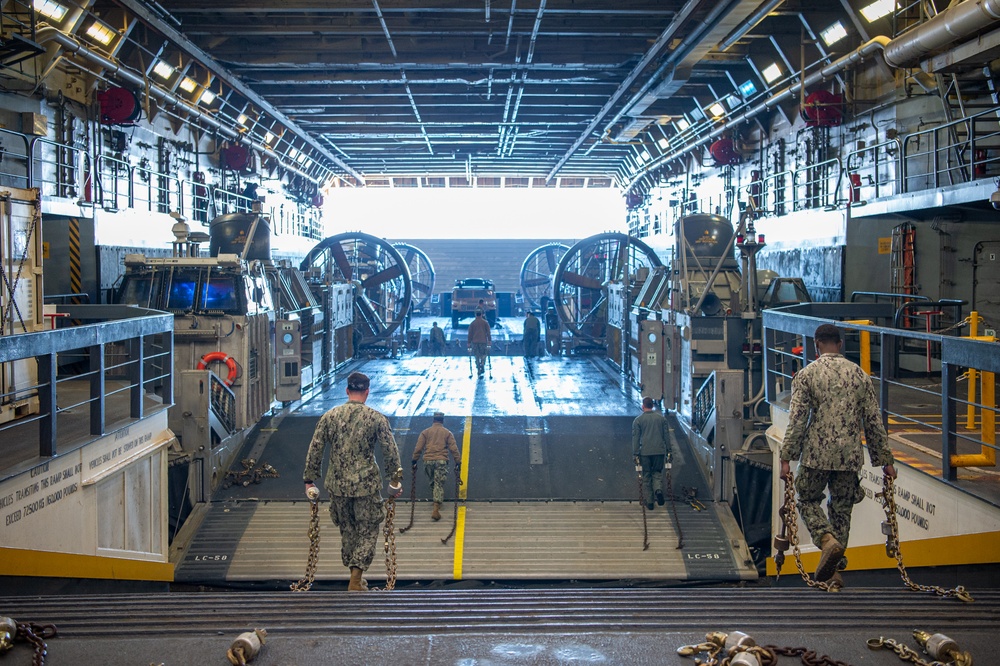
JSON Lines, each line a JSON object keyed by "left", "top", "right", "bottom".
{"left": 112, "top": 0, "right": 363, "bottom": 182}
{"left": 623, "top": 36, "right": 891, "bottom": 193}
{"left": 35, "top": 25, "right": 336, "bottom": 184}
{"left": 545, "top": 0, "right": 705, "bottom": 181}
{"left": 717, "top": 0, "right": 787, "bottom": 52}
{"left": 624, "top": 0, "right": 1000, "bottom": 194}
{"left": 882, "top": 0, "right": 1000, "bottom": 67}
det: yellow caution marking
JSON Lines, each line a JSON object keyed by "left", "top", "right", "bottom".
{"left": 452, "top": 506, "right": 467, "bottom": 580}
{"left": 453, "top": 415, "right": 472, "bottom": 579}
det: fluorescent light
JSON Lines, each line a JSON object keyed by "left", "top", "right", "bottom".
{"left": 708, "top": 103, "right": 726, "bottom": 118}
{"left": 152, "top": 61, "right": 175, "bottom": 80}
{"left": 288, "top": 147, "right": 300, "bottom": 160}
{"left": 860, "top": 0, "right": 894, "bottom": 22}
{"left": 676, "top": 118, "right": 690, "bottom": 131}
{"left": 296, "top": 152, "right": 307, "bottom": 164}
{"left": 178, "top": 77, "right": 197, "bottom": 93}
{"left": 657, "top": 137, "right": 669, "bottom": 149}
{"left": 237, "top": 113, "right": 248, "bottom": 126}
{"left": 762, "top": 63, "right": 782, "bottom": 84}
{"left": 640, "top": 150, "right": 651, "bottom": 162}
{"left": 821, "top": 21, "right": 848, "bottom": 46}
{"left": 738, "top": 80, "right": 757, "bottom": 97}
{"left": 34, "top": 0, "right": 67, "bottom": 21}
{"left": 85, "top": 21, "right": 116, "bottom": 46}
{"left": 264, "top": 132, "right": 275, "bottom": 144}
{"left": 725, "top": 95, "right": 740, "bottom": 110}
{"left": 198, "top": 89, "right": 216, "bottom": 105}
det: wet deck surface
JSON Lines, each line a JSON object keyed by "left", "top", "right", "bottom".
{"left": 173, "top": 356, "right": 755, "bottom": 585}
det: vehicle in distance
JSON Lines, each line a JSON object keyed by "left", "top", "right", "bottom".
{"left": 452, "top": 278, "right": 497, "bottom": 327}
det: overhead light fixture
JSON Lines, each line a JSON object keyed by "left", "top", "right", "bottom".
{"left": 264, "top": 131, "right": 275, "bottom": 144}
{"left": 34, "top": 0, "right": 68, "bottom": 21}
{"left": 860, "top": 0, "right": 895, "bottom": 22}
{"left": 738, "top": 80, "right": 758, "bottom": 98}
{"left": 178, "top": 77, "right": 197, "bottom": 93}
{"left": 198, "top": 89, "right": 216, "bottom": 105}
{"left": 288, "top": 147, "right": 300, "bottom": 160}
{"left": 640, "top": 150, "right": 651, "bottom": 162}
{"left": 708, "top": 103, "right": 726, "bottom": 118}
{"left": 296, "top": 152, "right": 307, "bottom": 164}
{"left": 237, "top": 113, "right": 248, "bottom": 126}
{"left": 725, "top": 95, "right": 741, "bottom": 110}
{"left": 676, "top": 118, "right": 690, "bottom": 131}
{"left": 820, "top": 21, "right": 848, "bottom": 46}
{"left": 85, "top": 21, "right": 117, "bottom": 46}
{"left": 657, "top": 137, "right": 669, "bottom": 150}
{"left": 762, "top": 63, "right": 782, "bottom": 84}
{"left": 152, "top": 60, "right": 175, "bottom": 80}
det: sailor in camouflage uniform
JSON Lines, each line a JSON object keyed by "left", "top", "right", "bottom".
{"left": 779, "top": 324, "right": 896, "bottom": 585}
{"left": 303, "top": 371, "right": 402, "bottom": 591}
{"left": 412, "top": 411, "right": 462, "bottom": 521}
{"left": 632, "top": 396, "right": 671, "bottom": 509}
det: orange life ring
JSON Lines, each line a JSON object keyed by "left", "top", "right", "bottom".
{"left": 197, "top": 351, "right": 238, "bottom": 386}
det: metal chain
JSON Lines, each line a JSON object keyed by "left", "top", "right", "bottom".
{"left": 16, "top": 621, "right": 57, "bottom": 666}
{"left": 441, "top": 464, "right": 462, "bottom": 545}
{"left": 398, "top": 465, "right": 418, "bottom": 534}
{"left": 665, "top": 457, "right": 683, "bottom": 549}
{"left": 877, "top": 475, "right": 974, "bottom": 602}
{"left": 777, "top": 471, "right": 839, "bottom": 592}
{"left": 867, "top": 637, "right": 948, "bottom": 666}
{"left": 677, "top": 635, "right": 780, "bottom": 666}
{"left": 767, "top": 644, "right": 853, "bottom": 666}
{"left": 289, "top": 499, "right": 321, "bottom": 592}
{"left": 382, "top": 496, "right": 398, "bottom": 591}
{"left": 223, "top": 458, "right": 280, "bottom": 489}
{"left": 226, "top": 645, "right": 248, "bottom": 666}
{"left": 635, "top": 461, "right": 650, "bottom": 551}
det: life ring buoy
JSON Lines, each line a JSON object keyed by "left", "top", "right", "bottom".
{"left": 197, "top": 351, "right": 238, "bottom": 386}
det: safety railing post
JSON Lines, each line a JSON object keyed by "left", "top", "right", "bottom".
{"left": 37, "top": 352, "right": 57, "bottom": 457}
{"left": 942, "top": 360, "right": 958, "bottom": 482}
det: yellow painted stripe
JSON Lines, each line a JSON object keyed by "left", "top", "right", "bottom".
{"left": 767, "top": 530, "right": 1000, "bottom": 575}
{"left": 452, "top": 506, "right": 467, "bottom": 580}
{"left": 0, "top": 547, "right": 174, "bottom": 581}
{"left": 452, "top": 415, "right": 473, "bottom": 579}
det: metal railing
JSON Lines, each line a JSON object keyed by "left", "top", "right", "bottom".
{"left": 0, "top": 305, "right": 173, "bottom": 470}
{"left": 901, "top": 107, "right": 1000, "bottom": 193}
{"left": 845, "top": 139, "right": 902, "bottom": 203}
{"left": 763, "top": 303, "right": 998, "bottom": 483}
{"left": 0, "top": 126, "right": 325, "bottom": 239}
{"left": 792, "top": 157, "right": 842, "bottom": 211}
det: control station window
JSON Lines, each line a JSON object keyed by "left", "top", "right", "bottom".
{"left": 202, "top": 277, "right": 240, "bottom": 312}
{"left": 166, "top": 277, "right": 198, "bottom": 311}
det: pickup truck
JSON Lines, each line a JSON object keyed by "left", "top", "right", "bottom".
{"left": 451, "top": 278, "right": 497, "bottom": 327}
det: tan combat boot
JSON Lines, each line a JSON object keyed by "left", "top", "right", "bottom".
{"left": 815, "top": 533, "right": 845, "bottom": 582}
{"left": 431, "top": 502, "right": 442, "bottom": 521}
{"left": 348, "top": 566, "right": 368, "bottom": 592}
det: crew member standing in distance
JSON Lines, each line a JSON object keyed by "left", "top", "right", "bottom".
{"left": 467, "top": 308, "right": 492, "bottom": 377}
{"left": 780, "top": 323, "right": 896, "bottom": 588}
{"left": 303, "top": 371, "right": 402, "bottom": 591}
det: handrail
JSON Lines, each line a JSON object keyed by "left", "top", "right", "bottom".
{"left": 0, "top": 305, "right": 174, "bottom": 468}
{"left": 792, "top": 156, "right": 842, "bottom": 211}
{"left": 850, "top": 291, "right": 929, "bottom": 303}
{"left": 763, "top": 303, "right": 999, "bottom": 483}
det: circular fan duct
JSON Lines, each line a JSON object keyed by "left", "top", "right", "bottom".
{"left": 552, "top": 232, "right": 662, "bottom": 342}
{"left": 300, "top": 232, "right": 412, "bottom": 344}
{"left": 519, "top": 242, "right": 568, "bottom": 312}
{"left": 393, "top": 242, "right": 436, "bottom": 313}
